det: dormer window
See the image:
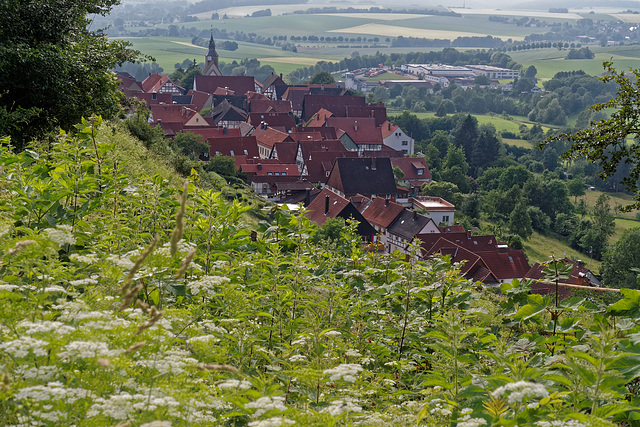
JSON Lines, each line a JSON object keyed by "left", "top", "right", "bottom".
{"left": 417, "top": 168, "right": 424, "bottom": 175}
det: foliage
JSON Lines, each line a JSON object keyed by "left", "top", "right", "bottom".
{"left": 542, "top": 62, "right": 640, "bottom": 210}
{"left": 1, "top": 119, "right": 640, "bottom": 426}
{"left": 308, "top": 70, "right": 335, "bottom": 85}
{"left": 601, "top": 228, "right": 640, "bottom": 289}
{"left": 0, "top": 0, "right": 144, "bottom": 148}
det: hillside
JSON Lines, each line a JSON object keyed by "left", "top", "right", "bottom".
{"left": 1, "top": 114, "right": 640, "bottom": 426}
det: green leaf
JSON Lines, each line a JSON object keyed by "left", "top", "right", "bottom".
{"left": 608, "top": 288, "right": 640, "bottom": 318}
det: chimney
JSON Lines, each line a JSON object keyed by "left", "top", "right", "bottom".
{"left": 413, "top": 210, "right": 417, "bottom": 220}
{"left": 325, "top": 195, "right": 330, "bottom": 215}
{"left": 280, "top": 73, "right": 283, "bottom": 79}
{"left": 354, "top": 120, "right": 358, "bottom": 131}
{"left": 388, "top": 122, "right": 391, "bottom": 131}
{"left": 385, "top": 198, "right": 389, "bottom": 206}
{"left": 371, "top": 157, "right": 376, "bottom": 170}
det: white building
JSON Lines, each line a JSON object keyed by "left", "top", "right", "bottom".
{"left": 409, "top": 196, "right": 455, "bottom": 226}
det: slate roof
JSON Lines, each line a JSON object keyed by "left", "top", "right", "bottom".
{"left": 360, "top": 197, "right": 405, "bottom": 229}
{"left": 210, "top": 100, "right": 248, "bottom": 125}
{"left": 387, "top": 210, "right": 433, "bottom": 241}
{"left": 326, "top": 157, "right": 398, "bottom": 197}
{"left": 262, "top": 73, "right": 286, "bottom": 89}
{"left": 212, "top": 94, "right": 248, "bottom": 111}
{"left": 194, "top": 75, "right": 255, "bottom": 96}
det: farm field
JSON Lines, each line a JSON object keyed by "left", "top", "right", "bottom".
{"left": 364, "top": 72, "right": 414, "bottom": 82}
{"left": 522, "top": 230, "right": 602, "bottom": 271}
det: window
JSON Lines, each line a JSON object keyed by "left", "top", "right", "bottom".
{"left": 244, "top": 149, "right": 248, "bottom": 155}
{"left": 442, "top": 215, "right": 449, "bottom": 223}
{"left": 229, "top": 150, "right": 235, "bottom": 156}
{"left": 267, "top": 172, "right": 273, "bottom": 176}
{"left": 275, "top": 172, "right": 280, "bottom": 176}
{"left": 282, "top": 172, "right": 286, "bottom": 176}
{"left": 417, "top": 168, "right": 424, "bottom": 175}
{"left": 402, "top": 141, "right": 408, "bottom": 146}
{"left": 152, "top": 93, "right": 157, "bottom": 100}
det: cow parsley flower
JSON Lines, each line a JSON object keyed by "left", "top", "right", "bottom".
{"left": 245, "top": 396, "right": 287, "bottom": 418}
{"left": 187, "top": 275, "right": 230, "bottom": 297}
{"left": 140, "top": 422, "right": 172, "bottom": 427}
{"left": 0, "top": 336, "right": 48, "bottom": 358}
{"left": 17, "top": 320, "right": 75, "bottom": 335}
{"left": 321, "top": 399, "right": 362, "bottom": 416}
{"left": 248, "top": 417, "right": 295, "bottom": 427}
{"left": 323, "top": 363, "right": 363, "bottom": 382}
{"left": 45, "top": 225, "right": 75, "bottom": 247}
{"left": 58, "top": 340, "right": 121, "bottom": 360}
{"left": 218, "top": 379, "right": 252, "bottom": 390}
{"left": 289, "top": 354, "right": 307, "bottom": 362}
{"left": 491, "top": 381, "right": 549, "bottom": 404}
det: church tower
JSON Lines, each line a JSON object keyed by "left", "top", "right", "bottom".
{"left": 203, "top": 34, "right": 223, "bottom": 76}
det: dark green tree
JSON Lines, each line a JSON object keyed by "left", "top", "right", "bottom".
{"left": 592, "top": 193, "right": 615, "bottom": 246}
{"left": 542, "top": 62, "right": 640, "bottom": 210}
{"left": 453, "top": 114, "right": 478, "bottom": 161}
{"left": 308, "top": 70, "right": 335, "bottom": 85}
{"left": 171, "top": 131, "right": 209, "bottom": 160}
{"left": 601, "top": 227, "right": 640, "bottom": 289}
{"left": 567, "top": 177, "right": 586, "bottom": 203}
{"left": 509, "top": 202, "right": 533, "bottom": 240}
{"left": 471, "top": 130, "right": 500, "bottom": 173}
{"left": 0, "top": 0, "right": 143, "bottom": 147}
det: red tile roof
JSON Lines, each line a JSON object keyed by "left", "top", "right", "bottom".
{"left": 306, "top": 108, "right": 334, "bottom": 127}
{"left": 186, "top": 128, "right": 242, "bottom": 139}
{"left": 326, "top": 117, "right": 383, "bottom": 145}
{"left": 346, "top": 104, "right": 388, "bottom": 126}
{"left": 194, "top": 75, "right": 255, "bottom": 95}
{"left": 241, "top": 163, "right": 299, "bottom": 177}
{"left": 133, "top": 92, "right": 173, "bottom": 106}
{"left": 252, "top": 126, "right": 292, "bottom": 149}
{"left": 207, "top": 136, "right": 260, "bottom": 160}
{"left": 361, "top": 197, "right": 405, "bottom": 228}
{"left": 186, "top": 90, "right": 213, "bottom": 111}
{"left": 302, "top": 94, "right": 366, "bottom": 121}
{"left": 390, "top": 157, "right": 432, "bottom": 181}
{"left": 248, "top": 112, "right": 296, "bottom": 131}
{"left": 213, "top": 87, "right": 235, "bottom": 95}
{"left": 380, "top": 121, "right": 399, "bottom": 139}
{"left": 306, "top": 188, "right": 351, "bottom": 227}
{"left": 249, "top": 98, "right": 293, "bottom": 113}
{"left": 525, "top": 257, "right": 601, "bottom": 299}
{"left": 272, "top": 142, "right": 299, "bottom": 164}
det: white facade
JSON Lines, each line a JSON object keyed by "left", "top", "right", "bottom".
{"left": 383, "top": 127, "right": 414, "bottom": 155}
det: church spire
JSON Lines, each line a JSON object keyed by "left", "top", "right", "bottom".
{"left": 206, "top": 34, "right": 218, "bottom": 68}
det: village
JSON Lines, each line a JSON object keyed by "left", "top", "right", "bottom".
{"left": 117, "top": 35, "right": 598, "bottom": 294}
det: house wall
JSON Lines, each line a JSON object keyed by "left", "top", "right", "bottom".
{"left": 383, "top": 130, "right": 414, "bottom": 155}
{"left": 425, "top": 210, "right": 455, "bottom": 226}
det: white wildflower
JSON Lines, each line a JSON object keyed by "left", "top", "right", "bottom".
{"left": 536, "top": 421, "right": 586, "bottom": 427}
{"left": 69, "top": 277, "right": 98, "bottom": 287}
{"left": 58, "top": 340, "right": 121, "bottom": 360}
{"left": 428, "top": 398, "right": 453, "bottom": 417}
{"left": 361, "top": 357, "right": 375, "bottom": 365}
{"left": 344, "top": 349, "right": 361, "bottom": 358}
{"left": 200, "top": 321, "right": 227, "bottom": 334}
{"left": 188, "top": 335, "right": 219, "bottom": 343}
{"left": 265, "top": 365, "right": 282, "bottom": 372}
{"left": 245, "top": 396, "right": 287, "bottom": 417}
{"left": 324, "top": 330, "right": 341, "bottom": 338}
{"left": 84, "top": 318, "right": 131, "bottom": 330}
{"left": 248, "top": 417, "right": 295, "bottom": 427}
{"left": 289, "top": 354, "right": 307, "bottom": 362}
{"left": 136, "top": 349, "right": 197, "bottom": 374}
{"left": 218, "top": 379, "right": 252, "bottom": 390}
{"left": 321, "top": 399, "right": 362, "bottom": 416}
{"left": 17, "top": 320, "right": 75, "bottom": 335}
{"left": 458, "top": 415, "right": 488, "bottom": 427}
{"left": 492, "top": 381, "right": 549, "bottom": 404}
{"left": 323, "top": 363, "right": 363, "bottom": 382}
{"left": 157, "top": 239, "right": 197, "bottom": 257}
{"left": 45, "top": 225, "right": 75, "bottom": 247}
{"left": 140, "top": 422, "right": 172, "bottom": 427}
{"left": 0, "top": 336, "right": 48, "bottom": 358}
{"left": 291, "top": 336, "right": 307, "bottom": 346}
{"left": 0, "top": 284, "right": 19, "bottom": 292}
{"left": 14, "top": 382, "right": 94, "bottom": 404}
{"left": 69, "top": 253, "right": 99, "bottom": 264}
{"left": 106, "top": 254, "right": 135, "bottom": 270}
{"left": 187, "top": 275, "right": 230, "bottom": 297}
{"left": 354, "top": 413, "right": 388, "bottom": 426}
{"left": 14, "top": 365, "right": 60, "bottom": 381}
{"left": 43, "top": 285, "right": 68, "bottom": 293}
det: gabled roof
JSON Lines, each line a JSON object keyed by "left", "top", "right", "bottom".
{"left": 117, "top": 73, "right": 143, "bottom": 92}
{"left": 186, "top": 90, "right": 214, "bottom": 111}
{"left": 525, "top": 257, "right": 600, "bottom": 299}
{"left": 425, "top": 238, "right": 500, "bottom": 284}
{"left": 133, "top": 92, "right": 173, "bottom": 106}
{"left": 248, "top": 112, "right": 296, "bottom": 131}
{"left": 360, "top": 197, "right": 405, "bottom": 229}
{"left": 249, "top": 98, "right": 293, "bottom": 114}
{"left": 380, "top": 121, "right": 399, "bottom": 139}
{"left": 149, "top": 104, "right": 202, "bottom": 124}
{"left": 391, "top": 157, "right": 432, "bottom": 181}
{"left": 293, "top": 127, "right": 338, "bottom": 140}
{"left": 387, "top": 210, "right": 434, "bottom": 241}
{"left": 213, "top": 87, "right": 235, "bottom": 95}
{"left": 475, "top": 249, "right": 530, "bottom": 281}
{"left": 306, "top": 108, "right": 334, "bottom": 127}
{"left": 346, "top": 104, "right": 388, "bottom": 127}
{"left": 326, "top": 117, "right": 383, "bottom": 145}
{"left": 171, "top": 94, "right": 193, "bottom": 105}
{"left": 302, "top": 95, "right": 366, "bottom": 121}
{"left": 306, "top": 189, "right": 376, "bottom": 237}
{"left": 186, "top": 127, "right": 242, "bottom": 139}
{"left": 142, "top": 74, "right": 180, "bottom": 93}
{"left": 212, "top": 94, "right": 248, "bottom": 111}
{"left": 208, "top": 136, "right": 260, "bottom": 160}
{"left": 194, "top": 75, "right": 255, "bottom": 96}
{"left": 439, "top": 224, "right": 467, "bottom": 233}
{"left": 252, "top": 126, "right": 292, "bottom": 149}
{"left": 326, "top": 157, "right": 398, "bottom": 197}
{"left": 262, "top": 72, "right": 286, "bottom": 88}
{"left": 210, "top": 99, "right": 248, "bottom": 125}
{"left": 272, "top": 142, "right": 298, "bottom": 164}
{"left": 304, "top": 151, "right": 357, "bottom": 183}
